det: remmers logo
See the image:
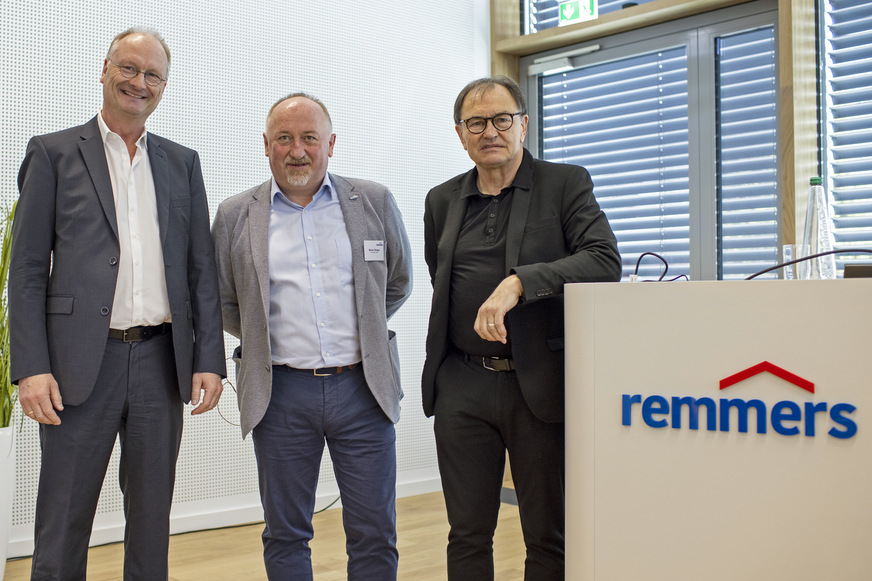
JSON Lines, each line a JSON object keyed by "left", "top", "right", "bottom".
{"left": 621, "top": 361, "right": 857, "bottom": 439}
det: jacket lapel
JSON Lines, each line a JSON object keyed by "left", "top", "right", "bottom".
{"left": 147, "top": 135, "right": 170, "bottom": 245}
{"left": 505, "top": 150, "right": 535, "bottom": 272}
{"left": 78, "top": 118, "right": 119, "bottom": 240}
{"left": 505, "top": 186, "right": 531, "bottom": 272}
{"left": 248, "top": 181, "right": 273, "bottom": 318}
{"left": 437, "top": 181, "right": 468, "bottom": 284}
{"left": 334, "top": 175, "right": 369, "bottom": 315}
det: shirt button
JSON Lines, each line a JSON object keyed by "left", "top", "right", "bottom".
{"left": 316, "top": 292, "right": 321, "bottom": 297}
{"left": 320, "top": 322, "right": 325, "bottom": 327}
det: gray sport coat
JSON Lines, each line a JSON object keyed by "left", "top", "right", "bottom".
{"left": 212, "top": 175, "right": 413, "bottom": 437}
{"left": 9, "top": 116, "right": 227, "bottom": 403}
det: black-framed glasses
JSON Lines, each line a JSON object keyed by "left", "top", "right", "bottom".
{"left": 108, "top": 59, "right": 166, "bottom": 87}
{"left": 460, "top": 112, "right": 522, "bottom": 134}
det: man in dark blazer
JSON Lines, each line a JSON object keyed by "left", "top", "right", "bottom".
{"left": 9, "top": 28, "right": 226, "bottom": 580}
{"left": 423, "top": 76, "right": 621, "bottom": 580}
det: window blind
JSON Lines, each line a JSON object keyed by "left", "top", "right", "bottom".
{"left": 824, "top": 0, "right": 872, "bottom": 270}
{"left": 540, "top": 47, "right": 690, "bottom": 280}
{"left": 716, "top": 26, "right": 779, "bottom": 280}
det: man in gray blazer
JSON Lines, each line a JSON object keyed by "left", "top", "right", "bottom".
{"left": 212, "top": 93, "right": 412, "bottom": 580}
{"left": 10, "top": 28, "right": 226, "bottom": 580}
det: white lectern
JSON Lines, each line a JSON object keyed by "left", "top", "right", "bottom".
{"left": 566, "top": 280, "right": 872, "bottom": 580}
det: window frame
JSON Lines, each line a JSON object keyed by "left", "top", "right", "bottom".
{"left": 520, "top": 0, "right": 780, "bottom": 280}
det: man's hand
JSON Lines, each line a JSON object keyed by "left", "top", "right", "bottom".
{"left": 19, "top": 373, "right": 63, "bottom": 425}
{"left": 190, "top": 372, "right": 224, "bottom": 415}
{"left": 474, "top": 274, "right": 524, "bottom": 344}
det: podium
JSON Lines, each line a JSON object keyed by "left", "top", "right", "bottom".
{"left": 565, "top": 280, "right": 872, "bottom": 580}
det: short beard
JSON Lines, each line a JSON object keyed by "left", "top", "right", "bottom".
{"left": 283, "top": 169, "right": 311, "bottom": 187}
{"left": 283, "top": 155, "right": 312, "bottom": 187}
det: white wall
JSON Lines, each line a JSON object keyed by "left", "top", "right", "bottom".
{"left": 1, "top": 0, "right": 489, "bottom": 557}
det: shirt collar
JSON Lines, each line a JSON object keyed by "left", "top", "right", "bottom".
{"left": 460, "top": 147, "right": 534, "bottom": 199}
{"left": 271, "top": 172, "right": 335, "bottom": 208}
{"left": 97, "top": 111, "right": 148, "bottom": 151}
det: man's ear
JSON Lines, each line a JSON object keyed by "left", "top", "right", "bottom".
{"left": 455, "top": 125, "right": 468, "bottom": 151}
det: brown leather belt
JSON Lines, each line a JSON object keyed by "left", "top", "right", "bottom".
{"left": 108, "top": 323, "right": 171, "bottom": 343}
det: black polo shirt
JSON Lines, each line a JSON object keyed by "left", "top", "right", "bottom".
{"left": 449, "top": 155, "right": 533, "bottom": 358}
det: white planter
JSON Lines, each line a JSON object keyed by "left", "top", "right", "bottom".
{"left": 0, "top": 426, "right": 14, "bottom": 581}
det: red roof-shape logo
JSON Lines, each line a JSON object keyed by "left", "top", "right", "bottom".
{"left": 719, "top": 361, "right": 814, "bottom": 394}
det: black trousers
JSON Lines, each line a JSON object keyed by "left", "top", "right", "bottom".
{"left": 434, "top": 350, "right": 565, "bottom": 581}
{"left": 30, "top": 332, "right": 182, "bottom": 581}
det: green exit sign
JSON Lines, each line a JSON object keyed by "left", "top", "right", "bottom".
{"left": 558, "top": 0, "right": 598, "bottom": 26}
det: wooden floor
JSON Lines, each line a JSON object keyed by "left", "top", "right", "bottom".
{"left": 3, "top": 492, "right": 526, "bottom": 580}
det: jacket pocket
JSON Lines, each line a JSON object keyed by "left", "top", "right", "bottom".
{"left": 388, "top": 329, "right": 404, "bottom": 399}
{"left": 46, "top": 295, "right": 74, "bottom": 314}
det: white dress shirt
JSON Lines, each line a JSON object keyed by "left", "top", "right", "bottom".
{"left": 97, "top": 112, "right": 171, "bottom": 329}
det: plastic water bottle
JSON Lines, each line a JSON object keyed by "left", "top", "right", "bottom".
{"left": 800, "top": 177, "right": 837, "bottom": 279}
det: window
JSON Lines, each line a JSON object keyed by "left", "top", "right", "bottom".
{"left": 521, "top": 2, "right": 779, "bottom": 280}
{"left": 716, "top": 28, "right": 779, "bottom": 279}
{"left": 822, "top": 0, "right": 872, "bottom": 272}
{"left": 539, "top": 47, "right": 691, "bottom": 280}
{"left": 524, "top": 0, "right": 658, "bottom": 35}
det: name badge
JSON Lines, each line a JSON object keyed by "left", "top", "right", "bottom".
{"left": 364, "top": 240, "right": 385, "bottom": 261}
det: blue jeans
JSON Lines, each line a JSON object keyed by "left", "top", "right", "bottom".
{"left": 252, "top": 364, "right": 398, "bottom": 581}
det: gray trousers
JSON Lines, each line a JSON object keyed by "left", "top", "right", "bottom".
{"left": 30, "top": 331, "right": 182, "bottom": 581}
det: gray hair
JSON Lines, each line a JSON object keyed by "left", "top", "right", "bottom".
{"left": 107, "top": 27, "right": 171, "bottom": 73}
{"left": 453, "top": 76, "right": 527, "bottom": 125}
{"left": 267, "top": 93, "right": 333, "bottom": 133}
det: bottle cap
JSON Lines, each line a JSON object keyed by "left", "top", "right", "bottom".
{"left": 810, "top": 177, "right": 822, "bottom": 185}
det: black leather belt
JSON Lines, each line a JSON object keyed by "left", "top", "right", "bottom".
{"left": 286, "top": 363, "right": 359, "bottom": 376}
{"left": 108, "top": 323, "right": 171, "bottom": 342}
{"left": 460, "top": 351, "right": 515, "bottom": 372}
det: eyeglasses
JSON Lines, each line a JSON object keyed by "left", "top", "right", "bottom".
{"left": 460, "top": 112, "right": 522, "bottom": 134}
{"left": 108, "top": 59, "right": 166, "bottom": 87}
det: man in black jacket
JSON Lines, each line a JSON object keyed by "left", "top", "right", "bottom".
{"left": 423, "top": 76, "right": 621, "bottom": 580}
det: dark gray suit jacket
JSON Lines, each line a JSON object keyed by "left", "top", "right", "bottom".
{"left": 422, "top": 149, "right": 621, "bottom": 423}
{"left": 9, "top": 116, "right": 226, "bottom": 404}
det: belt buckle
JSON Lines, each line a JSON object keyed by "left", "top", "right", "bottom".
{"left": 121, "top": 328, "right": 136, "bottom": 343}
{"left": 314, "top": 368, "right": 332, "bottom": 376}
{"left": 482, "top": 358, "right": 499, "bottom": 372}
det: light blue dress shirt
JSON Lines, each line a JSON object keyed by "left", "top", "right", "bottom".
{"left": 268, "top": 173, "right": 361, "bottom": 369}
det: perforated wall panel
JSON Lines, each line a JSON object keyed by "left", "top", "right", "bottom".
{"left": 1, "top": 0, "right": 487, "bottom": 556}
